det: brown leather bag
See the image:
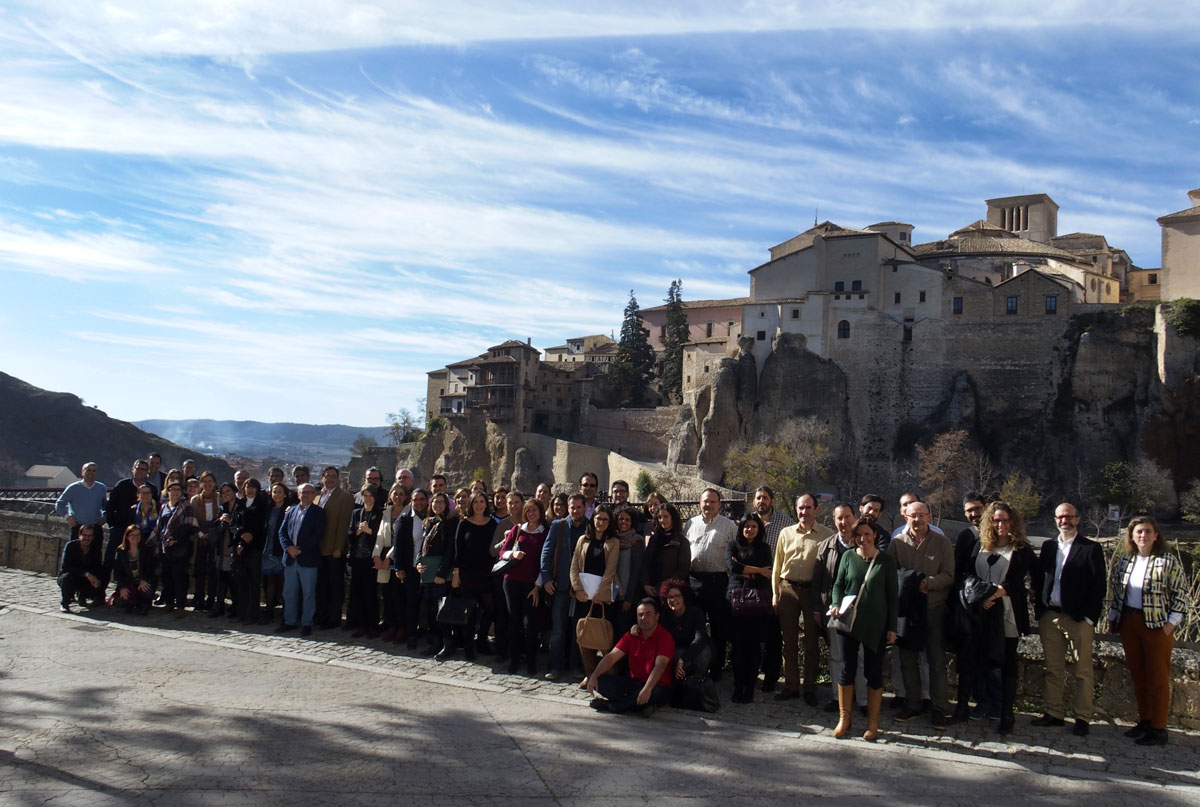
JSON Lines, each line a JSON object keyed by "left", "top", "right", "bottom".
{"left": 575, "top": 601, "right": 613, "bottom": 651}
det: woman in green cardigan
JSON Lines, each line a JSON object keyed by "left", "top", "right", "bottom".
{"left": 829, "top": 516, "right": 898, "bottom": 741}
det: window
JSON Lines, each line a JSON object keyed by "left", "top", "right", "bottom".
{"left": 837, "top": 320, "right": 850, "bottom": 339}
{"left": 834, "top": 281, "right": 845, "bottom": 292}
{"left": 756, "top": 330, "right": 766, "bottom": 341}
{"left": 858, "top": 294, "right": 865, "bottom": 300}
{"left": 919, "top": 290, "right": 926, "bottom": 303}
{"left": 852, "top": 280, "right": 862, "bottom": 291}
{"left": 791, "top": 309, "right": 800, "bottom": 319}
{"left": 686, "top": 375, "right": 691, "bottom": 384}
{"left": 1045, "top": 295, "right": 1058, "bottom": 315}
{"left": 1148, "top": 273, "right": 1158, "bottom": 285}
{"left": 952, "top": 296, "right": 963, "bottom": 315}
{"left": 660, "top": 325, "right": 666, "bottom": 339}
{"left": 903, "top": 318, "right": 913, "bottom": 343}
{"left": 705, "top": 321, "right": 713, "bottom": 338}
{"left": 1006, "top": 296, "right": 1018, "bottom": 315}
{"left": 894, "top": 292, "right": 901, "bottom": 304}
{"left": 704, "top": 364, "right": 710, "bottom": 373}
{"left": 834, "top": 295, "right": 840, "bottom": 300}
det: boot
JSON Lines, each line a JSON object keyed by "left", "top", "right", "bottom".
{"left": 863, "top": 687, "right": 883, "bottom": 741}
{"left": 833, "top": 684, "right": 854, "bottom": 738}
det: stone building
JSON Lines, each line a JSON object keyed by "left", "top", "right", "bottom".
{"left": 1158, "top": 188, "right": 1200, "bottom": 301}
{"left": 640, "top": 297, "right": 746, "bottom": 352}
{"left": 543, "top": 334, "right": 617, "bottom": 364}
{"left": 426, "top": 339, "right": 541, "bottom": 430}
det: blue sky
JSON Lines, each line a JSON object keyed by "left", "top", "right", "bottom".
{"left": 2, "top": 2, "right": 1198, "bottom": 427}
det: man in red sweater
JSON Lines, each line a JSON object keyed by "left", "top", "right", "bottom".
{"left": 587, "top": 598, "right": 675, "bottom": 716}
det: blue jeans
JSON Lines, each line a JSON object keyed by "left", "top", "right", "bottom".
{"left": 283, "top": 563, "right": 318, "bottom": 627}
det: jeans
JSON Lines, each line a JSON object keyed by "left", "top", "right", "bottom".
{"left": 283, "top": 563, "right": 318, "bottom": 627}
{"left": 691, "top": 571, "right": 729, "bottom": 677}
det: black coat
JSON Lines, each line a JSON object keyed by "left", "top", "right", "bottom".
{"left": 113, "top": 545, "right": 158, "bottom": 591}
{"left": 1032, "top": 534, "right": 1106, "bottom": 624}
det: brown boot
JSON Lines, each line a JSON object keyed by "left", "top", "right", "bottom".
{"left": 833, "top": 684, "right": 854, "bottom": 738}
{"left": 863, "top": 687, "right": 883, "bottom": 741}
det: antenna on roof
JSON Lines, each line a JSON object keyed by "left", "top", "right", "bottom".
{"left": 814, "top": 207, "right": 819, "bottom": 227}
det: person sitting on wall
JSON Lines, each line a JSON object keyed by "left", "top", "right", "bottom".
{"left": 586, "top": 598, "right": 675, "bottom": 716}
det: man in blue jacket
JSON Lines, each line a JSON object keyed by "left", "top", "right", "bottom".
{"left": 541, "top": 493, "right": 588, "bottom": 680}
{"left": 277, "top": 483, "right": 326, "bottom": 636}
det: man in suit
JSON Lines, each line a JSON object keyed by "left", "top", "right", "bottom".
{"left": 277, "top": 483, "right": 325, "bottom": 636}
{"left": 1032, "top": 501, "right": 1106, "bottom": 736}
{"left": 103, "top": 458, "right": 157, "bottom": 589}
{"left": 391, "top": 488, "right": 429, "bottom": 649}
{"left": 314, "top": 466, "right": 355, "bottom": 629}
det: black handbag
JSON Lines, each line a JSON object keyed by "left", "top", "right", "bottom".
{"left": 437, "top": 593, "right": 478, "bottom": 626}
{"left": 729, "top": 583, "right": 773, "bottom": 617}
{"left": 678, "top": 674, "right": 720, "bottom": 713}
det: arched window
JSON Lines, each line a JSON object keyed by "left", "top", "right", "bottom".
{"left": 837, "top": 320, "right": 850, "bottom": 339}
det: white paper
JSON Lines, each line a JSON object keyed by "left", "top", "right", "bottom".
{"left": 838, "top": 594, "right": 857, "bottom": 612}
{"left": 579, "top": 572, "right": 602, "bottom": 599}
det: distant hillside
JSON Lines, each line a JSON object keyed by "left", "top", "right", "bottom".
{"left": 0, "top": 372, "right": 234, "bottom": 485}
{"left": 134, "top": 419, "right": 391, "bottom": 467}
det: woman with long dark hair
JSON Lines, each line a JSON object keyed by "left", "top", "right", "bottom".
{"left": 445, "top": 490, "right": 498, "bottom": 661}
{"left": 231, "top": 477, "right": 269, "bottom": 623}
{"left": 642, "top": 502, "right": 690, "bottom": 598}
{"left": 727, "top": 513, "right": 772, "bottom": 703}
{"left": 417, "top": 491, "right": 457, "bottom": 656}
{"left": 570, "top": 505, "right": 620, "bottom": 679}
{"left": 113, "top": 524, "right": 157, "bottom": 615}
{"left": 260, "top": 482, "right": 290, "bottom": 624}
{"left": 347, "top": 484, "right": 385, "bottom": 638}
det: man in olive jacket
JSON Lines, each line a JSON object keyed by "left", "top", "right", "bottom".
{"left": 314, "top": 466, "right": 355, "bottom": 629}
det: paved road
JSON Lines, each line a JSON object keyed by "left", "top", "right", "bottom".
{"left": 1, "top": 569, "right": 1197, "bottom": 805}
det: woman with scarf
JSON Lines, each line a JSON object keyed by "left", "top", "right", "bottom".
{"left": 612, "top": 505, "right": 646, "bottom": 637}
{"left": 153, "top": 480, "right": 198, "bottom": 612}
{"left": 190, "top": 471, "right": 222, "bottom": 612}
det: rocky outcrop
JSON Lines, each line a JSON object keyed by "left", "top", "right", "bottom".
{"left": 665, "top": 405, "right": 698, "bottom": 469}
{"left": 510, "top": 446, "right": 540, "bottom": 493}
{"left": 678, "top": 304, "right": 1200, "bottom": 502}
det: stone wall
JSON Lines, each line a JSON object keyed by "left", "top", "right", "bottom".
{"left": 1, "top": 510, "right": 69, "bottom": 574}
{"left": 575, "top": 405, "right": 681, "bottom": 461}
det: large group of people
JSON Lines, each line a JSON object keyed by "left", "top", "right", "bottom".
{"left": 52, "top": 459, "right": 1189, "bottom": 742}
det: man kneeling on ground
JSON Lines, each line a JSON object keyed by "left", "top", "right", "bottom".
{"left": 587, "top": 598, "right": 674, "bottom": 716}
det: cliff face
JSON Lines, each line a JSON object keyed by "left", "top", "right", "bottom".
{"left": 0, "top": 372, "right": 235, "bottom": 484}
{"left": 673, "top": 305, "right": 1198, "bottom": 499}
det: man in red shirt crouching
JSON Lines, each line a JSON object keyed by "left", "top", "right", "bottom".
{"left": 586, "top": 598, "right": 675, "bottom": 716}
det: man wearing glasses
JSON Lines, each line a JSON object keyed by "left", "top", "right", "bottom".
{"left": 579, "top": 472, "right": 599, "bottom": 520}
{"left": 1031, "top": 502, "right": 1105, "bottom": 737}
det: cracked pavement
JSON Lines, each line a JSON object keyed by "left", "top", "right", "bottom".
{"left": 1, "top": 568, "right": 1198, "bottom": 805}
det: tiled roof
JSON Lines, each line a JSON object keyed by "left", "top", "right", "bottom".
{"left": 914, "top": 222, "right": 1083, "bottom": 262}
{"left": 1158, "top": 205, "right": 1200, "bottom": 224}
{"left": 642, "top": 297, "right": 748, "bottom": 313}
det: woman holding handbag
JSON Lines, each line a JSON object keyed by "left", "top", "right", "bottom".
{"left": 417, "top": 492, "right": 457, "bottom": 656}
{"left": 829, "top": 517, "right": 898, "bottom": 741}
{"left": 726, "top": 513, "right": 773, "bottom": 703}
{"left": 570, "top": 505, "right": 620, "bottom": 681}
{"left": 497, "top": 499, "right": 548, "bottom": 676}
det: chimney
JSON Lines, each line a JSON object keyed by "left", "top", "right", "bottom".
{"left": 1188, "top": 188, "right": 1200, "bottom": 207}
